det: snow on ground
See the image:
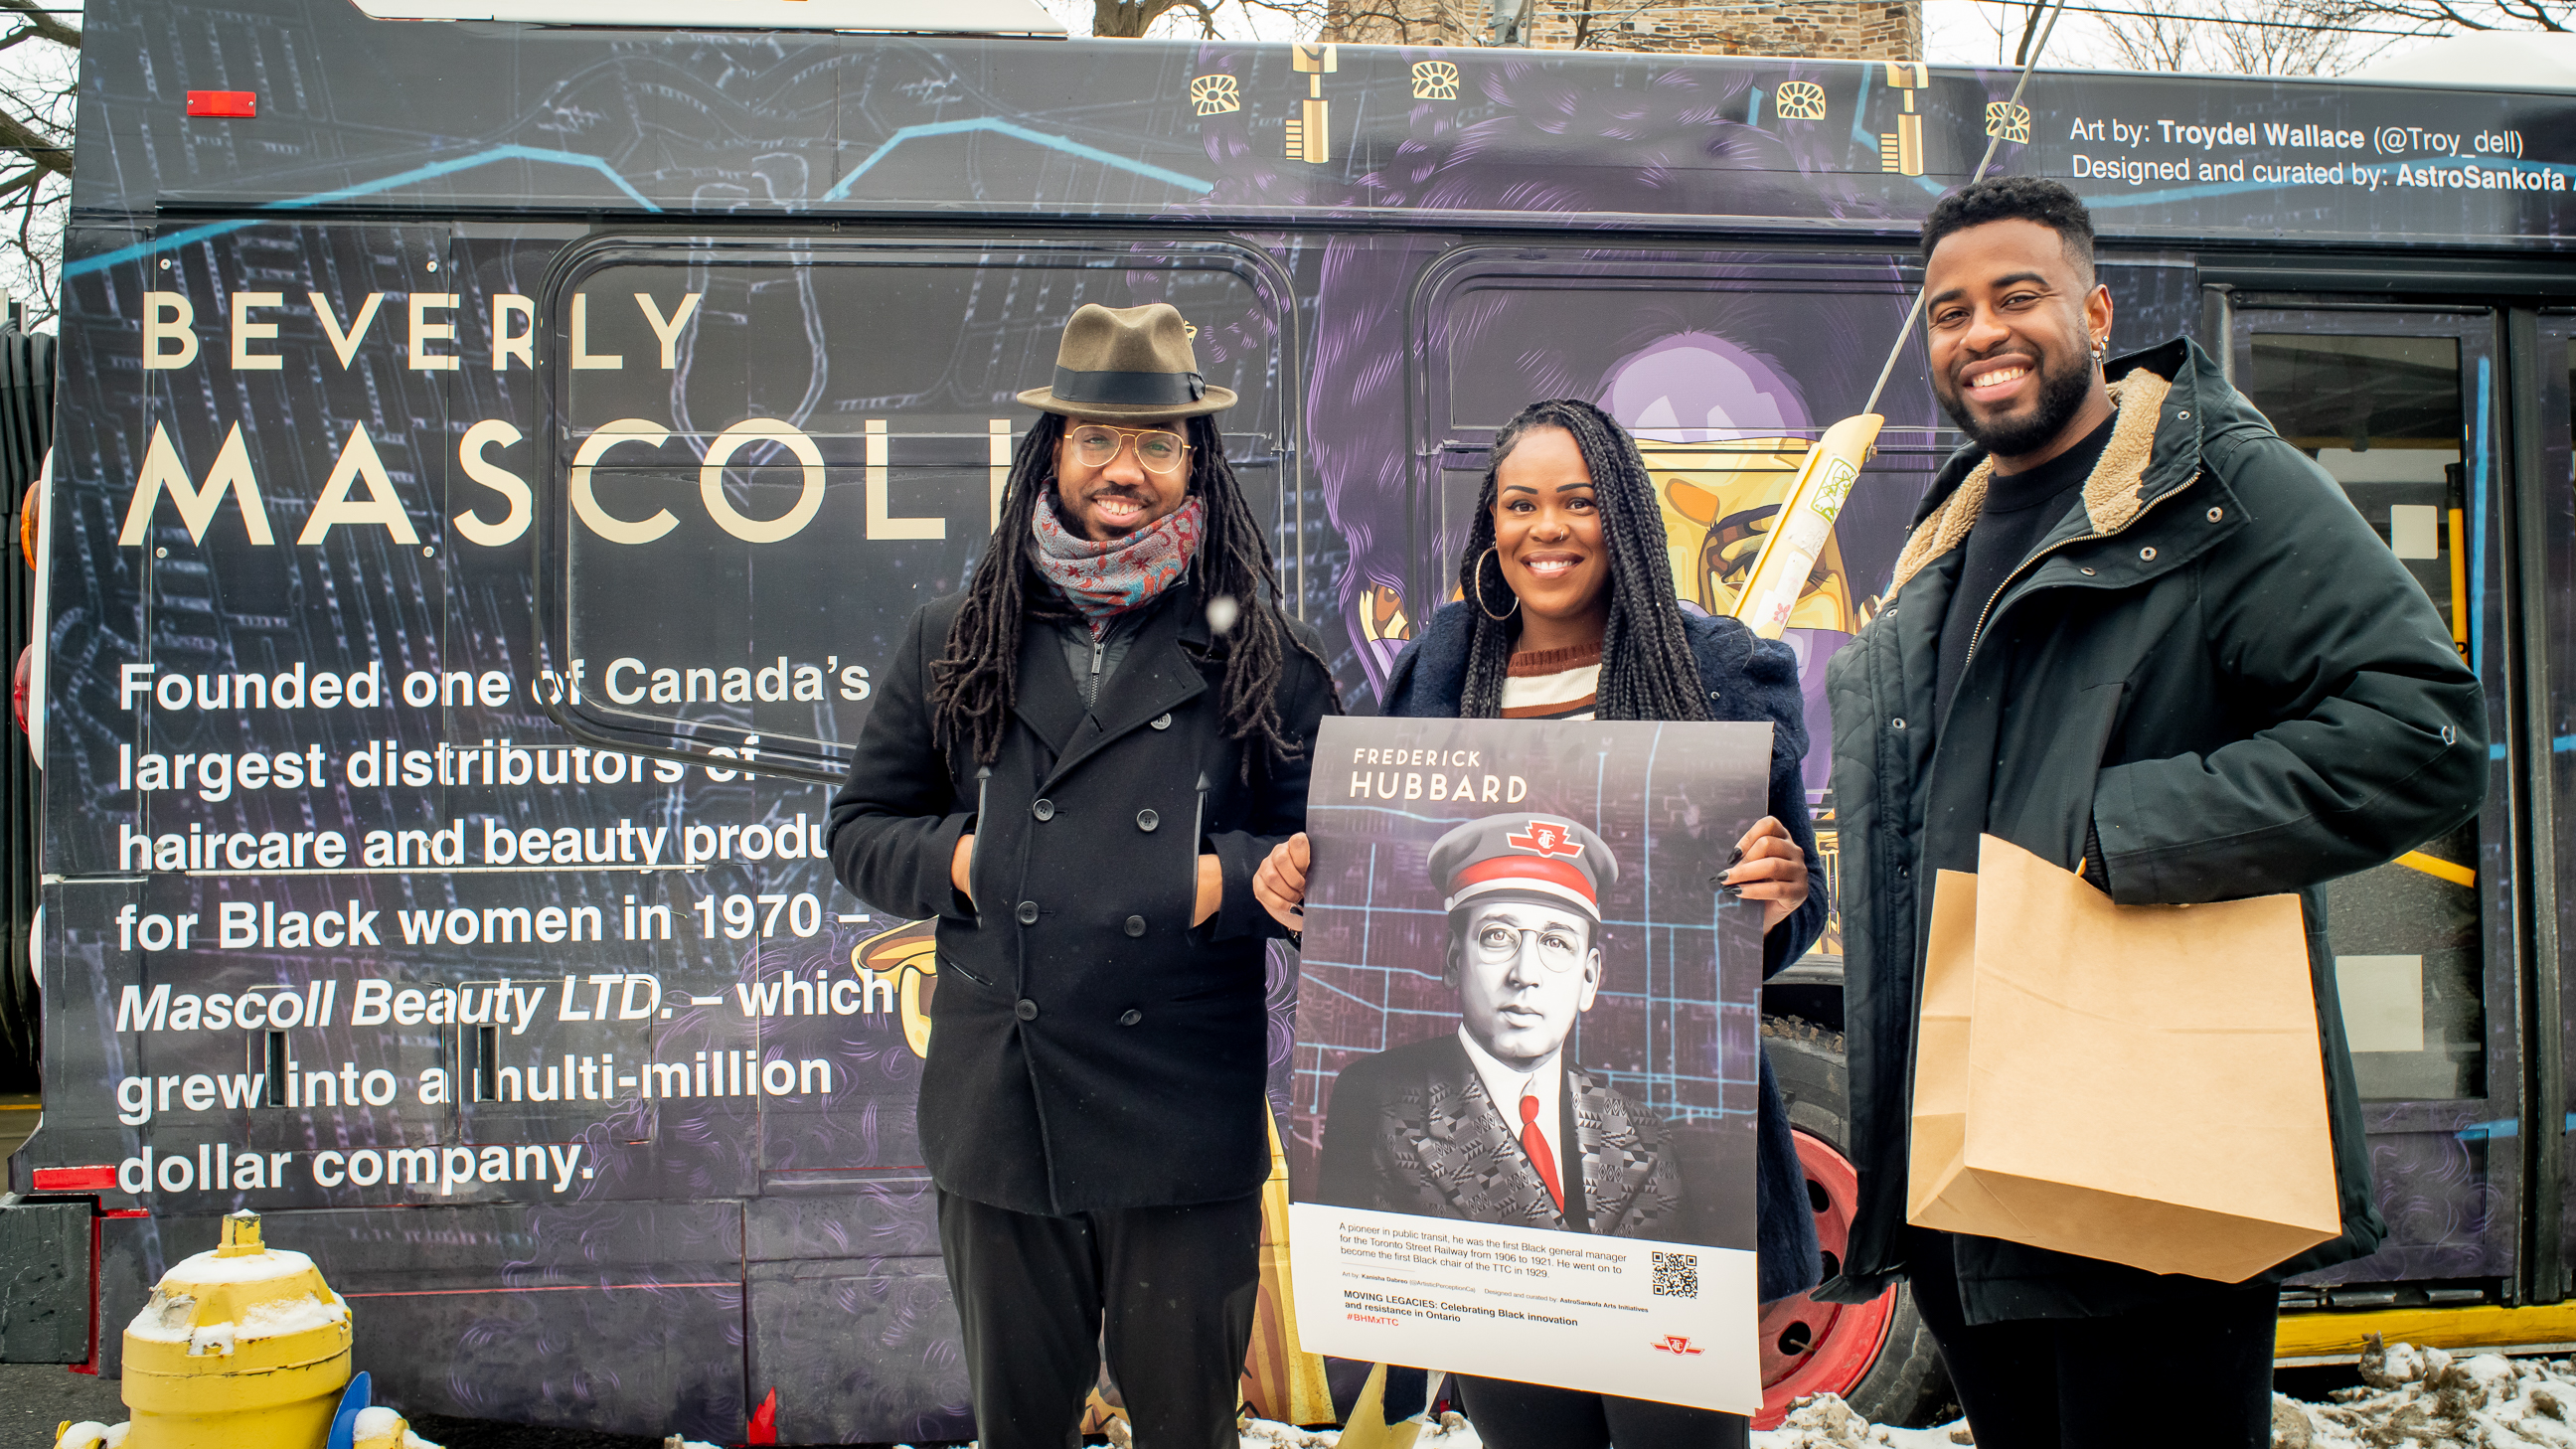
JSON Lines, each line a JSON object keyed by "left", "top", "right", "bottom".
{"left": 2277, "top": 1339, "right": 2576, "bottom": 1448}
{"left": 1205, "top": 1340, "right": 2576, "bottom": 1449}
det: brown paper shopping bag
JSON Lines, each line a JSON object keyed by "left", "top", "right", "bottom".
{"left": 1906, "top": 834, "right": 2340, "bottom": 1282}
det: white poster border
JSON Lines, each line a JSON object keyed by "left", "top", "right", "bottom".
{"left": 1287, "top": 1202, "right": 1760, "bottom": 1413}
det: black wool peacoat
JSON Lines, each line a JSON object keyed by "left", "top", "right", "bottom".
{"left": 828, "top": 579, "right": 1338, "bottom": 1216}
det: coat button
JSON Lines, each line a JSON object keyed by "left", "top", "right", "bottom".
{"left": 1137, "top": 809, "right": 1160, "bottom": 832}
{"left": 1150, "top": 713, "right": 1173, "bottom": 730}
{"left": 1015, "top": 999, "right": 1039, "bottom": 1022}
{"left": 1017, "top": 900, "right": 1041, "bottom": 925}
{"left": 2206, "top": 506, "right": 2224, "bottom": 523}
{"left": 1119, "top": 1009, "right": 1143, "bottom": 1027}
{"left": 2081, "top": 565, "right": 2097, "bottom": 575}
{"left": 1890, "top": 718, "right": 1907, "bottom": 731}
{"left": 2140, "top": 546, "right": 2158, "bottom": 561}
{"left": 1032, "top": 798, "right": 1054, "bottom": 821}
{"left": 1125, "top": 915, "right": 1147, "bottom": 937}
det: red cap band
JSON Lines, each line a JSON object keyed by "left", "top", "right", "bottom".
{"left": 1451, "top": 854, "right": 1596, "bottom": 905}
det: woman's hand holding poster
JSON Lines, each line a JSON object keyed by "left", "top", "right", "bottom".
{"left": 1287, "top": 716, "right": 1770, "bottom": 1413}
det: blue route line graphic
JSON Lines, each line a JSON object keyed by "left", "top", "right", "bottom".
{"left": 67, "top": 118, "right": 1212, "bottom": 280}
{"left": 821, "top": 116, "right": 1214, "bottom": 201}
{"left": 65, "top": 145, "right": 664, "bottom": 278}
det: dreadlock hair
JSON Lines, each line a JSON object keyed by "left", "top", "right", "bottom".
{"left": 928, "top": 411, "right": 1334, "bottom": 771}
{"left": 1456, "top": 399, "right": 1711, "bottom": 724}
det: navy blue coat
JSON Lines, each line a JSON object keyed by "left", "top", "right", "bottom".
{"left": 1379, "top": 600, "right": 1828, "bottom": 1305}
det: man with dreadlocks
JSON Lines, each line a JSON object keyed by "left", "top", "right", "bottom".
{"left": 1256, "top": 399, "right": 1825, "bottom": 1449}
{"left": 829, "top": 302, "right": 1337, "bottom": 1449}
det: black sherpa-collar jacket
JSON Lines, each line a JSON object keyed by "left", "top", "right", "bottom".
{"left": 1821, "top": 337, "right": 2487, "bottom": 1322}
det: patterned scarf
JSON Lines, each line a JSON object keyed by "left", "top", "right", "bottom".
{"left": 1030, "top": 494, "right": 1205, "bottom": 632}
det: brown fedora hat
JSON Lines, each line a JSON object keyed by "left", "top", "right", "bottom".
{"left": 1016, "top": 302, "right": 1236, "bottom": 420}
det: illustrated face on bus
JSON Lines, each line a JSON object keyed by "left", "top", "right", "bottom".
{"left": 1491, "top": 425, "right": 1611, "bottom": 633}
{"left": 1591, "top": 331, "right": 1856, "bottom": 631}
{"left": 1922, "top": 216, "right": 2114, "bottom": 460}
{"left": 1052, "top": 412, "right": 1194, "bottom": 541}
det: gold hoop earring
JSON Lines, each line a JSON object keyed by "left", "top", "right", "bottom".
{"left": 1473, "top": 546, "right": 1521, "bottom": 622}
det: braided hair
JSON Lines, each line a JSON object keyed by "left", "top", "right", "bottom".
{"left": 1456, "top": 400, "right": 1710, "bottom": 724}
{"left": 928, "top": 412, "right": 1332, "bottom": 769}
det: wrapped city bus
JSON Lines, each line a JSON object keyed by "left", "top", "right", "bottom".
{"left": 7, "top": 0, "right": 2576, "bottom": 1437}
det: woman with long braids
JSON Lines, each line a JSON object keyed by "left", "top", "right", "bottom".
{"left": 1255, "top": 398, "right": 1826, "bottom": 1448}
{"left": 831, "top": 303, "right": 1338, "bottom": 1449}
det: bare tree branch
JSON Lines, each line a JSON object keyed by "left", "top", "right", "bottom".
{"left": 2082, "top": 0, "right": 2574, "bottom": 75}
{"left": 0, "top": 0, "right": 77, "bottom": 51}
{"left": 1082, "top": 0, "right": 1320, "bottom": 37}
{"left": 0, "top": 104, "right": 69, "bottom": 178}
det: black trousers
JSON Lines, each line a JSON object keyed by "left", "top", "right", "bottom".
{"left": 936, "top": 1188, "right": 1261, "bottom": 1449}
{"left": 1909, "top": 1232, "right": 2280, "bottom": 1448}
{"left": 1454, "top": 1376, "right": 1751, "bottom": 1449}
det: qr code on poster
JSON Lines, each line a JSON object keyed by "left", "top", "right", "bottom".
{"left": 1651, "top": 1250, "right": 1698, "bottom": 1299}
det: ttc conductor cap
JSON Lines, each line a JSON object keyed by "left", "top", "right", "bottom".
{"left": 1427, "top": 813, "right": 1619, "bottom": 923}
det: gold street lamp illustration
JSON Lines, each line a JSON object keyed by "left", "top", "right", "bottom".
{"left": 1286, "top": 43, "right": 1337, "bottom": 163}
{"left": 1880, "top": 61, "right": 1928, "bottom": 177}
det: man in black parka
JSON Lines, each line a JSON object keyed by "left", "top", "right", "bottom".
{"left": 1822, "top": 179, "right": 2485, "bottom": 1443}
{"left": 828, "top": 303, "right": 1337, "bottom": 1449}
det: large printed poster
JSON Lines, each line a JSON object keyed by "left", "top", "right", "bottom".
{"left": 1288, "top": 717, "right": 1770, "bottom": 1413}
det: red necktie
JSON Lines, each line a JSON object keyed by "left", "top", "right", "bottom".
{"left": 1520, "top": 1093, "right": 1563, "bottom": 1212}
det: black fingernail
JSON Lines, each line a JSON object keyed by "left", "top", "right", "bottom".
{"left": 1722, "top": 885, "right": 1745, "bottom": 900}
{"left": 1728, "top": 847, "right": 1744, "bottom": 866}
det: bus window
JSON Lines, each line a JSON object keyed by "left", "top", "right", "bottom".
{"left": 2230, "top": 306, "right": 2515, "bottom": 1291}
{"left": 544, "top": 238, "right": 1296, "bottom": 780}
{"left": 1407, "top": 248, "right": 1948, "bottom": 798}
{"left": 2242, "top": 325, "right": 2486, "bottom": 1104}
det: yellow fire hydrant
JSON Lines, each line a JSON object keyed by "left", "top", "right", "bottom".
{"left": 108, "top": 1208, "right": 354, "bottom": 1448}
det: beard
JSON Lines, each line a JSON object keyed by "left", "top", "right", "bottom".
{"left": 1936, "top": 345, "right": 2095, "bottom": 459}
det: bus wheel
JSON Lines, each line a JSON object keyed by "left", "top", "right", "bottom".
{"left": 1756, "top": 1018, "right": 1952, "bottom": 1429}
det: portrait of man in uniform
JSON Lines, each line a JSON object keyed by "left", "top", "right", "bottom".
{"left": 1313, "top": 811, "right": 1688, "bottom": 1241}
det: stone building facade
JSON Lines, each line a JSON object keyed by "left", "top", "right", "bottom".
{"left": 1326, "top": 0, "right": 1919, "bottom": 59}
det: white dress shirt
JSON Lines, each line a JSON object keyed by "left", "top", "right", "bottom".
{"left": 1458, "top": 1026, "right": 1566, "bottom": 1201}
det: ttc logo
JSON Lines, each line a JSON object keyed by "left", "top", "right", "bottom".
{"left": 1507, "top": 821, "right": 1583, "bottom": 859}
{"left": 1651, "top": 1335, "right": 1703, "bottom": 1356}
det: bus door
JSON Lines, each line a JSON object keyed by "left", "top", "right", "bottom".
{"left": 2229, "top": 303, "right": 2517, "bottom": 1309}
{"left": 2534, "top": 307, "right": 2576, "bottom": 1309}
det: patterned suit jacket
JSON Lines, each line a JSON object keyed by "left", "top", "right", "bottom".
{"left": 1314, "top": 1033, "right": 1686, "bottom": 1239}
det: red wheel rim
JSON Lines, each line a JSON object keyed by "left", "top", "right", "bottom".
{"left": 1755, "top": 1128, "right": 1897, "bottom": 1429}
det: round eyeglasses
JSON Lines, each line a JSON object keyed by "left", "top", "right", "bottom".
{"left": 1471, "top": 922, "right": 1589, "bottom": 973}
{"left": 1067, "top": 424, "right": 1191, "bottom": 475}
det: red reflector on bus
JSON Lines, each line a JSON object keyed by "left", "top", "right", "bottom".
{"left": 186, "top": 90, "right": 256, "bottom": 118}
{"left": 33, "top": 1165, "right": 116, "bottom": 1192}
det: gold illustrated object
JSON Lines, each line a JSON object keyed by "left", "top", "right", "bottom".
{"left": 1410, "top": 60, "right": 1460, "bottom": 101}
{"left": 856, "top": 919, "right": 941, "bottom": 1058}
{"left": 1727, "top": 414, "right": 1883, "bottom": 640}
{"left": 1773, "top": 80, "right": 1827, "bottom": 121}
{"left": 1878, "top": 61, "right": 1928, "bottom": 177}
{"left": 104, "top": 1211, "right": 357, "bottom": 1449}
{"left": 1642, "top": 437, "right": 1856, "bottom": 633}
{"left": 1190, "top": 74, "right": 1241, "bottom": 116}
{"left": 1285, "top": 43, "right": 1337, "bottom": 164}
{"left": 1985, "top": 100, "right": 2031, "bottom": 143}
